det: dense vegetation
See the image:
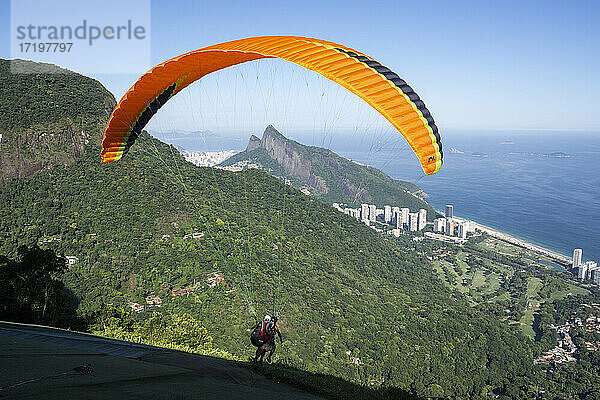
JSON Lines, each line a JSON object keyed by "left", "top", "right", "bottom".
{"left": 89, "top": 304, "right": 234, "bottom": 359}
{"left": 420, "top": 233, "right": 600, "bottom": 399}
{"left": 0, "top": 245, "right": 77, "bottom": 326}
{"left": 534, "top": 295, "right": 600, "bottom": 398}
{"left": 0, "top": 59, "right": 114, "bottom": 132}
{"left": 0, "top": 59, "right": 115, "bottom": 183}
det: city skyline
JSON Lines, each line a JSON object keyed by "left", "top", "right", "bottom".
{"left": 336, "top": 200, "right": 598, "bottom": 280}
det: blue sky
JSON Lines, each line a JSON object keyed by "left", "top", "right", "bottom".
{"left": 1, "top": 0, "right": 599, "bottom": 132}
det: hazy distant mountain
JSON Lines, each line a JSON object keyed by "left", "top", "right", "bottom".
{"left": 181, "top": 149, "right": 237, "bottom": 167}
{"left": 153, "top": 129, "right": 215, "bottom": 137}
{"left": 150, "top": 129, "right": 246, "bottom": 152}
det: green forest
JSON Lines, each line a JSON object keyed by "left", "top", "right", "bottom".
{"left": 0, "top": 59, "right": 599, "bottom": 400}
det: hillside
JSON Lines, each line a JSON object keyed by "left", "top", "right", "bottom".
{"left": 219, "top": 125, "right": 436, "bottom": 217}
{"left": 0, "top": 59, "right": 115, "bottom": 184}
{"left": 0, "top": 134, "right": 538, "bottom": 397}
{"left": 0, "top": 60, "right": 545, "bottom": 399}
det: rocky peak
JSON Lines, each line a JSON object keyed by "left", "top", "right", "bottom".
{"left": 243, "top": 125, "right": 327, "bottom": 195}
{"left": 257, "top": 125, "right": 291, "bottom": 154}
{"left": 262, "top": 124, "right": 287, "bottom": 141}
{"left": 246, "top": 135, "right": 261, "bottom": 152}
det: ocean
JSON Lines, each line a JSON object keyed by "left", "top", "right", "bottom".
{"left": 337, "top": 131, "right": 600, "bottom": 264}
{"left": 154, "top": 129, "right": 600, "bottom": 264}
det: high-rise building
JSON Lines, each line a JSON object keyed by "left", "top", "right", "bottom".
{"left": 457, "top": 223, "right": 468, "bottom": 239}
{"left": 392, "top": 207, "right": 400, "bottom": 223}
{"left": 361, "top": 204, "right": 369, "bottom": 221}
{"left": 384, "top": 205, "right": 392, "bottom": 223}
{"left": 434, "top": 218, "right": 446, "bottom": 232}
{"left": 401, "top": 207, "right": 409, "bottom": 226}
{"left": 418, "top": 209, "right": 427, "bottom": 230}
{"left": 408, "top": 213, "right": 418, "bottom": 231}
{"left": 397, "top": 208, "right": 409, "bottom": 229}
{"left": 589, "top": 262, "right": 600, "bottom": 285}
{"left": 369, "top": 204, "right": 377, "bottom": 222}
{"left": 592, "top": 271, "right": 600, "bottom": 285}
{"left": 445, "top": 219, "right": 455, "bottom": 236}
{"left": 578, "top": 263, "right": 589, "bottom": 281}
{"left": 445, "top": 205, "right": 454, "bottom": 218}
{"left": 572, "top": 249, "right": 583, "bottom": 269}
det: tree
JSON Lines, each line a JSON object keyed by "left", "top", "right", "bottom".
{"left": 0, "top": 245, "right": 75, "bottom": 325}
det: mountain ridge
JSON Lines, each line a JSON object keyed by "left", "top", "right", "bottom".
{"left": 0, "top": 58, "right": 115, "bottom": 184}
{"left": 220, "top": 125, "right": 436, "bottom": 217}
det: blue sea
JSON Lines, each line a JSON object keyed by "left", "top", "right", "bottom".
{"left": 154, "top": 129, "right": 600, "bottom": 263}
{"left": 336, "top": 131, "right": 600, "bottom": 263}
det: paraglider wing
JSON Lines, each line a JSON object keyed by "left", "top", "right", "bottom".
{"left": 101, "top": 36, "right": 442, "bottom": 174}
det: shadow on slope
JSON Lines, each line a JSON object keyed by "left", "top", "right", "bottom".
{"left": 0, "top": 321, "right": 418, "bottom": 400}
{"left": 250, "top": 363, "right": 418, "bottom": 400}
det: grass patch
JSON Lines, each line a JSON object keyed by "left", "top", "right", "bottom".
{"left": 519, "top": 309, "right": 536, "bottom": 338}
{"left": 549, "top": 284, "right": 589, "bottom": 301}
{"left": 471, "top": 270, "right": 486, "bottom": 289}
{"left": 526, "top": 277, "right": 542, "bottom": 298}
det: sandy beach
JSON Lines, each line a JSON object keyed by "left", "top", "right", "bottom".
{"left": 448, "top": 215, "right": 572, "bottom": 265}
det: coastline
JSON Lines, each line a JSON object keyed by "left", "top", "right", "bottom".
{"left": 436, "top": 211, "right": 572, "bottom": 265}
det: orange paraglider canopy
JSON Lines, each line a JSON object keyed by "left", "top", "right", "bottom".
{"left": 101, "top": 36, "right": 442, "bottom": 174}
